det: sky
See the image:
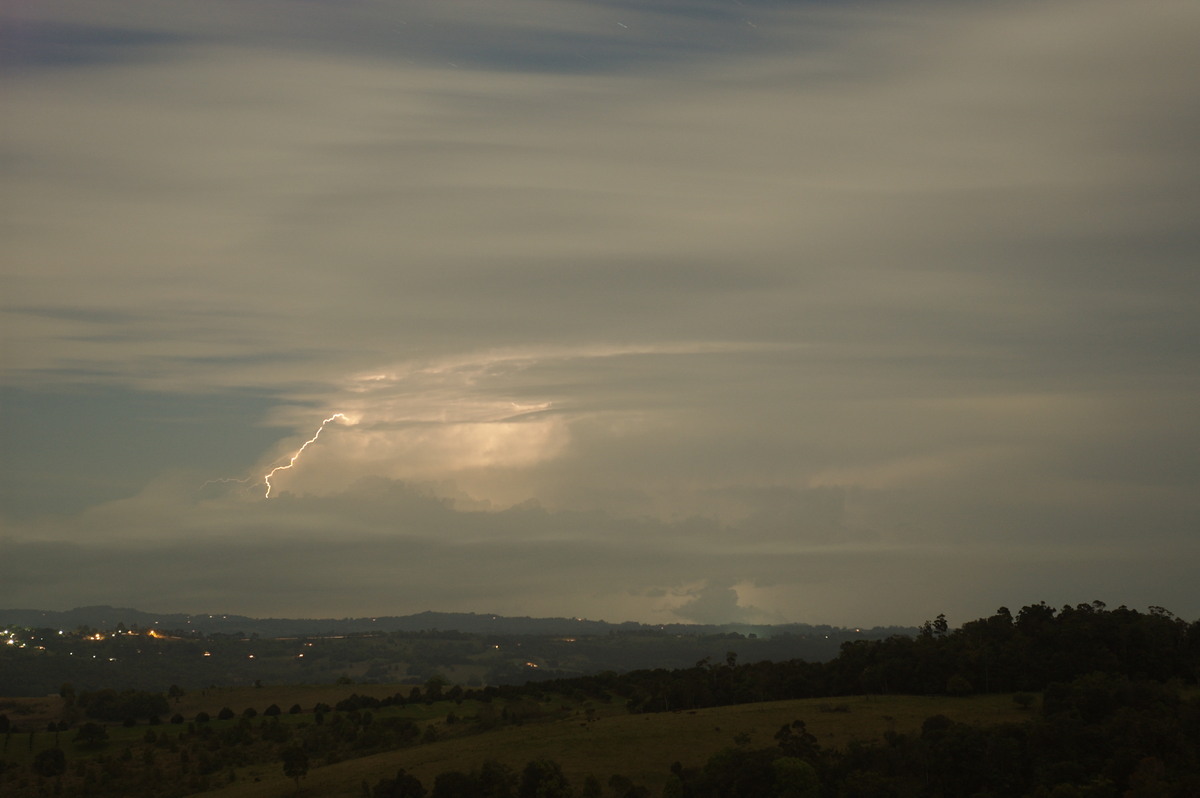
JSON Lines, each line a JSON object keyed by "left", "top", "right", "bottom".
{"left": 2, "top": 0, "right": 1198, "bottom": 628}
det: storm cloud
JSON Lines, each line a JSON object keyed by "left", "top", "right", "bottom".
{"left": 2, "top": 0, "right": 1198, "bottom": 626}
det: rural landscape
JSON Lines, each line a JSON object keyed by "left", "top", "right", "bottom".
{"left": 4, "top": 0, "right": 1197, "bottom": 796}
{"left": 2, "top": 601, "right": 1198, "bottom": 797}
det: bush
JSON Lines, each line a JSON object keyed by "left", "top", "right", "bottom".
{"left": 74, "top": 722, "right": 108, "bottom": 748}
{"left": 78, "top": 689, "right": 169, "bottom": 722}
{"left": 33, "top": 747, "right": 67, "bottom": 777}
{"left": 946, "top": 674, "right": 974, "bottom": 697}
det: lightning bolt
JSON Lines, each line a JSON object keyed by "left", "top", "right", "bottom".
{"left": 264, "top": 413, "right": 347, "bottom": 498}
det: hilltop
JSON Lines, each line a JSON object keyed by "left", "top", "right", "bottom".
{"left": 0, "top": 607, "right": 911, "bottom": 697}
{"left": 0, "top": 605, "right": 910, "bottom": 640}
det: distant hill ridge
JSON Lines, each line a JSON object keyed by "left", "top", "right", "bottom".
{"left": 0, "top": 605, "right": 911, "bottom": 639}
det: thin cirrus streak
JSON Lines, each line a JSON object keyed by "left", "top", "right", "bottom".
{"left": 201, "top": 476, "right": 258, "bottom": 490}
{"left": 263, "top": 413, "right": 348, "bottom": 498}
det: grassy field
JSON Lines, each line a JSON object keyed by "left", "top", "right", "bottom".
{"left": 0, "top": 695, "right": 66, "bottom": 730}
{"left": 0, "top": 684, "right": 454, "bottom": 770}
{"left": 198, "top": 692, "right": 1031, "bottom": 798}
{"left": 2, "top": 687, "right": 1034, "bottom": 796}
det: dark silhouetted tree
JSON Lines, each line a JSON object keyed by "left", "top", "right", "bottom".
{"left": 33, "top": 746, "right": 67, "bottom": 778}
{"left": 74, "top": 722, "right": 108, "bottom": 749}
{"left": 374, "top": 768, "right": 426, "bottom": 797}
{"left": 519, "top": 759, "right": 573, "bottom": 798}
{"left": 282, "top": 747, "right": 308, "bottom": 794}
{"left": 431, "top": 770, "right": 476, "bottom": 798}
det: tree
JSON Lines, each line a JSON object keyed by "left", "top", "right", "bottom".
{"left": 432, "top": 770, "right": 476, "bottom": 798}
{"left": 933, "top": 614, "right": 949, "bottom": 637}
{"left": 775, "top": 720, "right": 821, "bottom": 762}
{"left": 33, "top": 747, "right": 67, "bottom": 778}
{"left": 78, "top": 688, "right": 169, "bottom": 722}
{"left": 771, "top": 757, "right": 819, "bottom": 798}
{"left": 374, "top": 768, "right": 426, "bottom": 798}
{"left": 476, "top": 759, "right": 518, "bottom": 798}
{"left": 607, "top": 774, "right": 648, "bottom": 798}
{"left": 424, "top": 675, "right": 448, "bottom": 700}
{"left": 519, "top": 759, "right": 573, "bottom": 798}
{"left": 282, "top": 747, "right": 309, "bottom": 794}
{"left": 946, "top": 674, "right": 974, "bottom": 696}
{"left": 703, "top": 747, "right": 778, "bottom": 798}
{"left": 59, "top": 683, "right": 76, "bottom": 705}
{"left": 168, "top": 684, "right": 185, "bottom": 703}
{"left": 74, "top": 722, "right": 108, "bottom": 749}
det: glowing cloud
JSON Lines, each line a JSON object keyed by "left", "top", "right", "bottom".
{"left": 264, "top": 413, "right": 348, "bottom": 498}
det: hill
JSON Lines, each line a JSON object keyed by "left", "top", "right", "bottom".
{"left": 199, "top": 692, "right": 1030, "bottom": 798}
{"left": 0, "top": 605, "right": 911, "bottom": 639}
{"left": 2, "top": 601, "right": 1196, "bottom": 797}
{"left": 0, "top": 607, "right": 911, "bottom": 697}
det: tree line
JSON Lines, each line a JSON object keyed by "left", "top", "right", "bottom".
{"left": 534, "top": 602, "right": 1198, "bottom": 714}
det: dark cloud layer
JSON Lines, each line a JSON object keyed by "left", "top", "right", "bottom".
{"left": 4, "top": 478, "right": 1196, "bottom": 625}
{"left": 0, "top": 20, "right": 193, "bottom": 72}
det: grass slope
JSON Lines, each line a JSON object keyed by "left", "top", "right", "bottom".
{"left": 199, "top": 692, "right": 1029, "bottom": 798}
